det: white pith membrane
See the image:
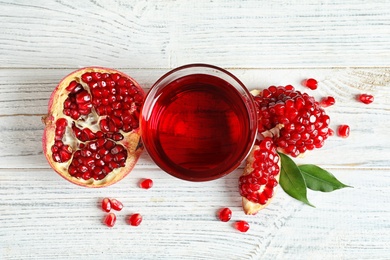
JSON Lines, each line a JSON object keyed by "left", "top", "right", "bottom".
{"left": 43, "top": 68, "right": 143, "bottom": 187}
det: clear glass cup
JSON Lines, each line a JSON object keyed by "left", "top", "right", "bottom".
{"left": 140, "top": 64, "right": 257, "bottom": 181}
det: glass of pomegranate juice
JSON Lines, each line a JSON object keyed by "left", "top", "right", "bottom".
{"left": 140, "top": 64, "right": 257, "bottom": 181}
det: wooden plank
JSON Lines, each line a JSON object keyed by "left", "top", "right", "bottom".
{"left": 0, "top": 168, "right": 388, "bottom": 259}
{"left": 0, "top": 68, "right": 389, "bottom": 169}
{"left": 0, "top": 1, "right": 389, "bottom": 68}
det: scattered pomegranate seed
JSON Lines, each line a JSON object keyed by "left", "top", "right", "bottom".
{"left": 235, "top": 220, "right": 250, "bottom": 232}
{"left": 139, "top": 178, "right": 153, "bottom": 189}
{"left": 103, "top": 213, "right": 116, "bottom": 227}
{"left": 303, "top": 78, "right": 318, "bottom": 90}
{"left": 218, "top": 208, "right": 232, "bottom": 222}
{"left": 128, "top": 213, "right": 142, "bottom": 226}
{"left": 337, "top": 125, "right": 350, "bottom": 138}
{"left": 358, "top": 94, "right": 374, "bottom": 104}
{"left": 110, "top": 198, "right": 123, "bottom": 211}
{"left": 101, "top": 198, "right": 111, "bottom": 212}
{"left": 320, "top": 96, "right": 336, "bottom": 107}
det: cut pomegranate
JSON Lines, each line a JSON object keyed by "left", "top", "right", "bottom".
{"left": 253, "top": 85, "right": 330, "bottom": 158}
{"left": 110, "top": 198, "right": 123, "bottom": 211}
{"left": 139, "top": 178, "right": 153, "bottom": 189}
{"left": 337, "top": 125, "right": 350, "bottom": 138}
{"left": 42, "top": 67, "right": 145, "bottom": 187}
{"left": 101, "top": 198, "right": 111, "bottom": 212}
{"left": 128, "top": 213, "right": 142, "bottom": 226}
{"left": 320, "top": 96, "right": 336, "bottom": 107}
{"left": 303, "top": 78, "right": 318, "bottom": 90}
{"left": 104, "top": 213, "right": 117, "bottom": 227}
{"left": 240, "top": 85, "right": 332, "bottom": 214}
{"left": 235, "top": 220, "right": 250, "bottom": 232}
{"left": 239, "top": 135, "right": 281, "bottom": 215}
{"left": 358, "top": 94, "right": 374, "bottom": 104}
{"left": 218, "top": 208, "right": 232, "bottom": 222}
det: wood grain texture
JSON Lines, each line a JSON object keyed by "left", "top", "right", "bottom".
{"left": 0, "top": 169, "right": 389, "bottom": 259}
{"left": 1, "top": 0, "right": 390, "bottom": 259}
{"left": 0, "top": 0, "right": 389, "bottom": 68}
{"left": 1, "top": 67, "right": 389, "bottom": 259}
{"left": 1, "top": 68, "right": 389, "bottom": 169}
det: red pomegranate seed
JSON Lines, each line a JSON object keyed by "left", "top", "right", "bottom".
{"left": 110, "top": 198, "right": 123, "bottom": 211}
{"left": 103, "top": 213, "right": 116, "bottom": 227}
{"left": 320, "top": 96, "right": 336, "bottom": 107}
{"left": 337, "top": 125, "right": 350, "bottom": 138}
{"left": 66, "top": 81, "right": 79, "bottom": 92}
{"left": 128, "top": 213, "right": 142, "bottom": 226}
{"left": 81, "top": 72, "right": 93, "bottom": 83}
{"left": 101, "top": 198, "right": 111, "bottom": 212}
{"left": 235, "top": 220, "right": 250, "bottom": 232}
{"left": 303, "top": 78, "right": 318, "bottom": 90}
{"left": 139, "top": 178, "right": 153, "bottom": 189}
{"left": 76, "top": 91, "right": 91, "bottom": 104}
{"left": 218, "top": 208, "right": 232, "bottom": 222}
{"left": 358, "top": 94, "right": 374, "bottom": 104}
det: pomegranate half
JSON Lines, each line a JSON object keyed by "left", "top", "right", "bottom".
{"left": 42, "top": 67, "right": 145, "bottom": 187}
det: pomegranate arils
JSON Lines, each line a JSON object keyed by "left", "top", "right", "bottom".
{"left": 102, "top": 198, "right": 111, "bottom": 212}
{"left": 67, "top": 137, "right": 128, "bottom": 180}
{"left": 110, "top": 198, "right": 123, "bottom": 211}
{"left": 358, "top": 94, "right": 374, "bottom": 104}
{"left": 51, "top": 118, "right": 72, "bottom": 163}
{"left": 303, "top": 78, "right": 318, "bottom": 90}
{"left": 128, "top": 213, "right": 142, "bottom": 226}
{"left": 139, "top": 178, "right": 153, "bottom": 189}
{"left": 239, "top": 138, "right": 279, "bottom": 205}
{"left": 50, "top": 70, "right": 144, "bottom": 182}
{"left": 320, "top": 96, "right": 336, "bottom": 107}
{"left": 104, "top": 213, "right": 116, "bottom": 227}
{"left": 218, "top": 208, "right": 232, "bottom": 222}
{"left": 255, "top": 85, "right": 330, "bottom": 157}
{"left": 235, "top": 220, "right": 250, "bottom": 232}
{"left": 337, "top": 125, "right": 350, "bottom": 138}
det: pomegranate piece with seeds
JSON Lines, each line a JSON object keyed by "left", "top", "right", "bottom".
{"left": 358, "top": 94, "right": 374, "bottom": 104}
{"left": 303, "top": 78, "right": 318, "bottom": 90}
{"left": 253, "top": 85, "right": 330, "bottom": 158}
{"left": 128, "top": 213, "right": 142, "bottom": 226}
{"left": 42, "top": 67, "right": 145, "bottom": 187}
{"left": 139, "top": 178, "right": 153, "bottom": 189}
{"left": 104, "top": 213, "right": 117, "bottom": 227}
{"left": 337, "top": 125, "right": 350, "bottom": 138}
{"left": 235, "top": 220, "right": 250, "bottom": 232}
{"left": 239, "top": 136, "right": 281, "bottom": 215}
{"left": 240, "top": 85, "right": 332, "bottom": 215}
{"left": 218, "top": 208, "right": 232, "bottom": 222}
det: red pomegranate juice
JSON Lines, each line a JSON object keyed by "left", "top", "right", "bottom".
{"left": 141, "top": 74, "right": 254, "bottom": 181}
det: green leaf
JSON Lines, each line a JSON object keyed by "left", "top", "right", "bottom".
{"left": 279, "top": 153, "right": 315, "bottom": 207}
{"left": 299, "top": 164, "right": 352, "bottom": 192}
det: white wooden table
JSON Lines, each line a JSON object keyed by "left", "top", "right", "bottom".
{"left": 1, "top": 1, "right": 389, "bottom": 259}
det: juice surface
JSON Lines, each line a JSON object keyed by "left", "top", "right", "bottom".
{"left": 142, "top": 74, "right": 252, "bottom": 181}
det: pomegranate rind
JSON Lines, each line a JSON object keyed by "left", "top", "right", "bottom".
{"left": 42, "top": 67, "right": 145, "bottom": 188}
{"left": 241, "top": 145, "right": 281, "bottom": 215}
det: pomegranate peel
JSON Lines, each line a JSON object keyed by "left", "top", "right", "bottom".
{"left": 42, "top": 67, "right": 145, "bottom": 188}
